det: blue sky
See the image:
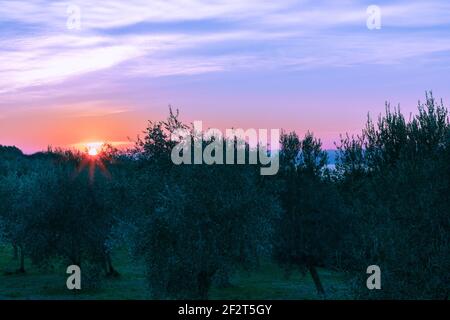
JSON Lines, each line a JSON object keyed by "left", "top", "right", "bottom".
{"left": 1, "top": 0, "right": 450, "bottom": 152}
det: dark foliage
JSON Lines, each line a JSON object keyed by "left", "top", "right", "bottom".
{"left": 0, "top": 94, "right": 448, "bottom": 299}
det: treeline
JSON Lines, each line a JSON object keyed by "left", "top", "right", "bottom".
{"left": 0, "top": 93, "right": 448, "bottom": 299}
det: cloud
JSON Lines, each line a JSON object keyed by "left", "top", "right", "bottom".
{"left": 1, "top": 0, "right": 450, "bottom": 95}
{"left": 50, "top": 100, "right": 130, "bottom": 118}
{"left": 0, "top": 0, "right": 297, "bottom": 30}
{"left": 2, "top": 0, "right": 449, "bottom": 31}
{"left": 0, "top": 28, "right": 298, "bottom": 93}
{"left": 0, "top": 41, "right": 143, "bottom": 93}
{"left": 254, "top": 1, "right": 450, "bottom": 29}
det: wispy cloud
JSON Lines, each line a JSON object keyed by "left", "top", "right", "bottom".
{"left": 0, "top": 28, "right": 298, "bottom": 93}
{"left": 1, "top": 0, "right": 450, "bottom": 96}
{"left": 2, "top": 0, "right": 449, "bottom": 30}
{"left": 50, "top": 100, "right": 130, "bottom": 118}
{"left": 0, "top": 36, "right": 143, "bottom": 93}
{"left": 0, "top": 0, "right": 297, "bottom": 30}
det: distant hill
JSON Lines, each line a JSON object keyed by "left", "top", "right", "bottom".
{"left": 0, "top": 146, "right": 65, "bottom": 162}
{"left": 0, "top": 145, "right": 339, "bottom": 166}
{"left": 27, "top": 151, "right": 63, "bottom": 161}
{"left": 0, "top": 145, "right": 24, "bottom": 159}
{"left": 326, "top": 150, "right": 337, "bottom": 165}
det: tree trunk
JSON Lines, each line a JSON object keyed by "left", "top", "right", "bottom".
{"left": 12, "top": 243, "right": 18, "bottom": 260}
{"left": 106, "top": 252, "right": 119, "bottom": 277}
{"left": 307, "top": 263, "right": 325, "bottom": 296}
{"left": 70, "top": 246, "right": 81, "bottom": 266}
{"left": 214, "top": 269, "right": 232, "bottom": 288}
{"left": 197, "top": 269, "right": 216, "bottom": 299}
{"left": 17, "top": 245, "right": 25, "bottom": 273}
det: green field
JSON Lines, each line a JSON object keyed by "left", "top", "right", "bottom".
{"left": 0, "top": 244, "right": 352, "bottom": 300}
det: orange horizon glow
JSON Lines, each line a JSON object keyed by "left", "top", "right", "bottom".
{"left": 0, "top": 105, "right": 143, "bottom": 154}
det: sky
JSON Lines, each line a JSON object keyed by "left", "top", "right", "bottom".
{"left": 1, "top": 0, "right": 450, "bottom": 153}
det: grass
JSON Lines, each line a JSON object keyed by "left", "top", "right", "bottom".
{"left": 0, "top": 244, "right": 352, "bottom": 300}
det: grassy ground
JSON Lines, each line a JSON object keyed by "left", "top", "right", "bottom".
{"left": 0, "top": 244, "right": 353, "bottom": 300}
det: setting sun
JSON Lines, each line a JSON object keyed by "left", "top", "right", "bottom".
{"left": 88, "top": 147, "right": 98, "bottom": 156}
{"left": 86, "top": 142, "right": 103, "bottom": 157}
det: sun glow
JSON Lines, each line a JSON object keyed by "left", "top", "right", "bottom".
{"left": 86, "top": 142, "right": 103, "bottom": 157}
{"left": 72, "top": 141, "right": 112, "bottom": 183}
